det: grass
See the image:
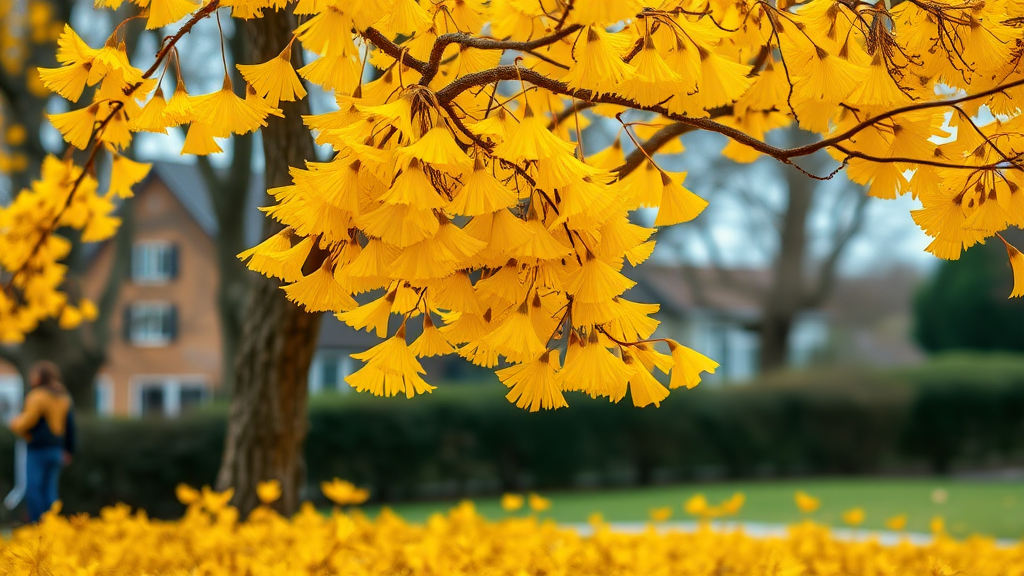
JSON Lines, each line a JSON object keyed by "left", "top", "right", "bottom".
{"left": 360, "top": 477, "right": 1024, "bottom": 540}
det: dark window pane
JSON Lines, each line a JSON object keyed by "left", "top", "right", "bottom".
{"left": 180, "top": 386, "right": 205, "bottom": 414}
{"left": 321, "top": 359, "right": 339, "bottom": 390}
{"left": 141, "top": 387, "right": 165, "bottom": 417}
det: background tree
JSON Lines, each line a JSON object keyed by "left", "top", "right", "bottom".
{"left": 915, "top": 230, "right": 1024, "bottom": 353}
{"left": 658, "top": 127, "right": 869, "bottom": 373}
{"left": 0, "top": 0, "right": 141, "bottom": 405}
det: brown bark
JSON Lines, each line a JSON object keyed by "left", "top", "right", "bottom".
{"left": 215, "top": 10, "right": 321, "bottom": 516}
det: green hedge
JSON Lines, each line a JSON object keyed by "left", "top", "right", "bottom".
{"left": 0, "top": 353, "right": 1023, "bottom": 519}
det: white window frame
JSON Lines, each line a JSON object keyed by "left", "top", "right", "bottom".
{"left": 95, "top": 375, "right": 114, "bottom": 416}
{"left": 130, "top": 376, "right": 210, "bottom": 418}
{"left": 0, "top": 375, "right": 24, "bottom": 425}
{"left": 132, "top": 240, "right": 175, "bottom": 284}
{"left": 129, "top": 301, "right": 174, "bottom": 347}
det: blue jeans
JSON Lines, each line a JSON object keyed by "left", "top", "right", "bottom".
{"left": 26, "top": 447, "right": 63, "bottom": 523}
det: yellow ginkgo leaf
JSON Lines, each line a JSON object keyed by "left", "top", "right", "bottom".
{"left": 108, "top": 154, "right": 151, "bottom": 198}
{"left": 48, "top": 104, "right": 97, "bottom": 149}
{"left": 237, "top": 44, "right": 308, "bottom": 107}
{"left": 146, "top": 0, "right": 199, "bottom": 30}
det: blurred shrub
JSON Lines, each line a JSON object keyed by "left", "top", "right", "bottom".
{"left": 914, "top": 240, "right": 1024, "bottom": 352}
{"left": 0, "top": 353, "right": 1021, "bottom": 518}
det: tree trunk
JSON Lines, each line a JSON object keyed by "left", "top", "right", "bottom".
{"left": 758, "top": 130, "right": 817, "bottom": 373}
{"left": 757, "top": 313, "right": 794, "bottom": 373}
{"left": 216, "top": 10, "right": 320, "bottom": 516}
{"left": 216, "top": 273, "right": 321, "bottom": 514}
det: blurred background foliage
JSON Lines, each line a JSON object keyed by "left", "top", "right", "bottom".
{"left": 915, "top": 239, "right": 1024, "bottom": 353}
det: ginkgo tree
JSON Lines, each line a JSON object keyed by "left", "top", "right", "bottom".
{"left": 3, "top": 0, "right": 1024, "bottom": 507}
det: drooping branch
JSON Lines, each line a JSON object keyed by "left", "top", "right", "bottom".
{"left": 428, "top": 65, "right": 1024, "bottom": 171}
{"left": 364, "top": 25, "right": 977, "bottom": 174}
{"left": 803, "top": 190, "right": 869, "bottom": 308}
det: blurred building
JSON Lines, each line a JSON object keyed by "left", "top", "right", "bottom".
{"left": 84, "top": 162, "right": 227, "bottom": 416}
{"left": 630, "top": 265, "right": 924, "bottom": 383}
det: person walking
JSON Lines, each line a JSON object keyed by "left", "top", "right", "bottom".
{"left": 9, "top": 361, "right": 75, "bottom": 523}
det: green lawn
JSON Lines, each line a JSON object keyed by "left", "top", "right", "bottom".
{"left": 360, "top": 477, "right": 1024, "bottom": 539}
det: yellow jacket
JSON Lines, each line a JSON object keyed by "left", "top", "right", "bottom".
{"left": 10, "top": 387, "right": 72, "bottom": 444}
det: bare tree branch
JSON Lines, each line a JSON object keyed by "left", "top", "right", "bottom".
{"left": 693, "top": 218, "right": 764, "bottom": 300}
{"left": 803, "top": 190, "right": 870, "bottom": 308}
{"left": 424, "top": 65, "right": 1024, "bottom": 169}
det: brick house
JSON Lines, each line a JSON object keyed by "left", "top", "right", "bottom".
{"left": 84, "top": 162, "right": 238, "bottom": 416}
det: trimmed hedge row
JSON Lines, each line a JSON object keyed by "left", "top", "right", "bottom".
{"left": 0, "top": 353, "right": 1023, "bottom": 519}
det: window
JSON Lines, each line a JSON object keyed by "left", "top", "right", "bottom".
{"left": 140, "top": 385, "right": 166, "bottom": 416}
{"left": 309, "top": 351, "right": 354, "bottom": 395}
{"left": 95, "top": 376, "right": 114, "bottom": 416}
{"left": 131, "top": 241, "right": 178, "bottom": 283}
{"left": 180, "top": 386, "right": 206, "bottom": 414}
{"left": 126, "top": 302, "right": 176, "bottom": 346}
{"left": 134, "top": 379, "right": 209, "bottom": 418}
{"left": 0, "top": 375, "right": 22, "bottom": 425}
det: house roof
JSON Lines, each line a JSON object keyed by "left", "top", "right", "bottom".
{"left": 149, "top": 161, "right": 268, "bottom": 246}
{"left": 83, "top": 160, "right": 268, "bottom": 264}
{"left": 627, "top": 265, "right": 768, "bottom": 320}
{"left": 627, "top": 263, "right": 924, "bottom": 328}
{"left": 318, "top": 315, "right": 385, "bottom": 349}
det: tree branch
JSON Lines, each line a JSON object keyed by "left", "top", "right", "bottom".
{"left": 418, "top": 24, "right": 583, "bottom": 85}
{"left": 803, "top": 189, "right": 869, "bottom": 308}
{"left": 614, "top": 122, "right": 692, "bottom": 179}
{"left": 432, "top": 65, "right": 1024, "bottom": 171}
{"left": 360, "top": 27, "right": 428, "bottom": 73}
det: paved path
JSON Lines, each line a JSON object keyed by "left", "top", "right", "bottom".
{"left": 565, "top": 521, "right": 1020, "bottom": 547}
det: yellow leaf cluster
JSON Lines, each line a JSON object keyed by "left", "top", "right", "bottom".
{"left": 0, "top": 156, "right": 120, "bottom": 343}
{"left": 8, "top": 0, "right": 1024, "bottom": 395}
{"left": 0, "top": 486, "right": 1021, "bottom": 576}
